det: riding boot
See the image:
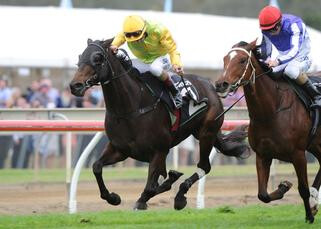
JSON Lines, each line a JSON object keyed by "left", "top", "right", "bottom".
{"left": 163, "top": 75, "right": 183, "bottom": 109}
{"left": 296, "top": 73, "right": 321, "bottom": 108}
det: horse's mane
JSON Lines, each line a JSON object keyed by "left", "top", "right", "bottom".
{"left": 100, "top": 38, "right": 133, "bottom": 71}
{"left": 234, "top": 41, "right": 271, "bottom": 74}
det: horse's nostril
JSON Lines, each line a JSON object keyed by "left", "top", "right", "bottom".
{"left": 70, "top": 82, "right": 84, "bottom": 91}
{"left": 222, "top": 82, "right": 229, "bottom": 89}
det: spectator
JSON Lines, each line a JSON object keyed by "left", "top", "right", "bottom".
{"left": 0, "top": 79, "right": 12, "bottom": 108}
{"left": 6, "top": 87, "right": 22, "bottom": 108}
{"left": 26, "top": 80, "right": 40, "bottom": 103}
{"left": 30, "top": 83, "right": 51, "bottom": 107}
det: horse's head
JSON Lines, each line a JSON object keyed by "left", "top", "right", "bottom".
{"left": 215, "top": 40, "right": 261, "bottom": 98}
{"left": 70, "top": 39, "right": 112, "bottom": 97}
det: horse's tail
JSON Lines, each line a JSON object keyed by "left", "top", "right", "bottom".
{"left": 214, "top": 124, "right": 251, "bottom": 159}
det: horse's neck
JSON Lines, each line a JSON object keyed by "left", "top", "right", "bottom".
{"left": 243, "top": 64, "right": 279, "bottom": 120}
{"left": 102, "top": 69, "right": 141, "bottom": 115}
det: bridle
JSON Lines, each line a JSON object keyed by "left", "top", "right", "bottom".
{"left": 226, "top": 47, "right": 271, "bottom": 93}
{"left": 227, "top": 47, "right": 256, "bottom": 93}
{"left": 80, "top": 42, "right": 132, "bottom": 89}
{"left": 214, "top": 46, "right": 272, "bottom": 119}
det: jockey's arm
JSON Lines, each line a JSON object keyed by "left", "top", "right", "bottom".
{"left": 159, "top": 27, "right": 183, "bottom": 69}
{"left": 111, "top": 32, "right": 126, "bottom": 52}
{"left": 260, "top": 35, "right": 272, "bottom": 61}
{"left": 276, "top": 23, "right": 302, "bottom": 65}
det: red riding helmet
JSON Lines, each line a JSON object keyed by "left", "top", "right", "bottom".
{"left": 258, "top": 6, "right": 282, "bottom": 30}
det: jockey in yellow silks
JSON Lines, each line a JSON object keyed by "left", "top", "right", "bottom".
{"left": 110, "top": 15, "right": 183, "bottom": 108}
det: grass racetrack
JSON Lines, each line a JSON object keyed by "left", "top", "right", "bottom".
{"left": 0, "top": 163, "right": 320, "bottom": 228}
{"left": 0, "top": 205, "right": 321, "bottom": 229}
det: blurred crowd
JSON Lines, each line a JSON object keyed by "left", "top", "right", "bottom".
{"left": 0, "top": 77, "right": 107, "bottom": 169}
{"left": 0, "top": 78, "right": 104, "bottom": 109}
{"left": 0, "top": 77, "right": 247, "bottom": 169}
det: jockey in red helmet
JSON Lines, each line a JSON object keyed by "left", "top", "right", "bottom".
{"left": 258, "top": 6, "right": 321, "bottom": 108}
{"left": 110, "top": 15, "right": 183, "bottom": 108}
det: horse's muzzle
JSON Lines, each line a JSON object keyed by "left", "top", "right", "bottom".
{"left": 214, "top": 81, "right": 230, "bottom": 98}
{"left": 70, "top": 82, "right": 86, "bottom": 97}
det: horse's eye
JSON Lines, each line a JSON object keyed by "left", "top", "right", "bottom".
{"left": 240, "top": 58, "right": 247, "bottom": 65}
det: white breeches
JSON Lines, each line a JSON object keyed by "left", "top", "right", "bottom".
{"left": 132, "top": 55, "right": 171, "bottom": 78}
{"left": 272, "top": 55, "right": 312, "bottom": 80}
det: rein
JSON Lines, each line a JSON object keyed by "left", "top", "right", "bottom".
{"left": 101, "top": 48, "right": 133, "bottom": 86}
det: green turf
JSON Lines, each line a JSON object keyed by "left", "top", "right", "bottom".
{"left": 0, "top": 163, "right": 319, "bottom": 184}
{"left": 0, "top": 205, "right": 320, "bottom": 229}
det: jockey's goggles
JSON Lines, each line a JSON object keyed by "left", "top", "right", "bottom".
{"left": 124, "top": 30, "right": 143, "bottom": 38}
{"left": 265, "top": 21, "right": 281, "bottom": 33}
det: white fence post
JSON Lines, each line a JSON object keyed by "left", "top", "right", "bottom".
{"left": 173, "top": 146, "right": 178, "bottom": 170}
{"left": 69, "top": 131, "right": 104, "bottom": 214}
{"left": 50, "top": 112, "right": 72, "bottom": 200}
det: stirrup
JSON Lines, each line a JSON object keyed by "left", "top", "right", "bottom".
{"left": 310, "top": 102, "right": 321, "bottom": 109}
{"left": 310, "top": 97, "right": 321, "bottom": 109}
{"left": 173, "top": 94, "right": 183, "bottom": 109}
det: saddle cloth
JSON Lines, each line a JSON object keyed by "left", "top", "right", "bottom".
{"left": 139, "top": 71, "right": 208, "bottom": 131}
{"left": 285, "top": 75, "right": 321, "bottom": 139}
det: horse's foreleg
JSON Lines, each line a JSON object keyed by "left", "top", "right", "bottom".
{"left": 174, "top": 135, "right": 212, "bottom": 210}
{"left": 93, "top": 143, "right": 127, "bottom": 206}
{"left": 256, "top": 155, "right": 292, "bottom": 203}
{"left": 134, "top": 151, "right": 167, "bottom": 210}
{"left": 292, "top": 152, "right": 314, "bottom": 223}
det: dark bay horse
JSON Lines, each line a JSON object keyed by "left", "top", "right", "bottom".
{"left": 215, "top": 40, "right": 321, "bottom": 223}
{"left": 70, "top": 39, "right": 248, "bottom": 210}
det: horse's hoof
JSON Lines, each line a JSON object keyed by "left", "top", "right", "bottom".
{"left": 311, "top": 207, "right": 318, "bottom": 217}
{"left": 133, "top": 202, "right": 148, "bottom": 210}
{"left": 305, "top": 215, "right": 314, "bottom": 224}
{"left": 309, "top": 186, "right": 319, "bottom": 216}
{"left": 174, "top": 195, "right": 187, "bottom": 210}
{"left": 169, "top": 170, "right": 184, "bottom": 181}
{"left": 107, "top": 192, "right": 121, "bottom": 205}
{"left": 278, "top": 180, "right": 293, "bottom": 194}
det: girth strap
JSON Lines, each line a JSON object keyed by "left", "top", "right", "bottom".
{"left": 108, "top": 92, "right": 163, "bottom": 120}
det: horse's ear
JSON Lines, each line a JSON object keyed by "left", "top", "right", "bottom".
{"left": 102, "top": 38, "right": 114, "bottom": 48}
{"left": 87, "top": 38, "right": 93, "bottom": 44}
{"left": 249, "top": 39, "right": 258, "bottom": 50}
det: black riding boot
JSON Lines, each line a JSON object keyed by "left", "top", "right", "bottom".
{"left": 301, "top": 79, "right": 321, "bottom": 108}
{"left": 166, "top": 80, "right": 183, "bottom": 109}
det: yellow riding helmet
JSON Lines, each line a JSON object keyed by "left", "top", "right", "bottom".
{"left": 123, "top": 15, "right": 147, "bottom": 42}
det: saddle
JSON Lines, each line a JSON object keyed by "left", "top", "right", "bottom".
{"left": 137, "top": 70, "right": 208, "bottom": 132}
{"left": 281, "top": 74, "right": 321, "bottom": 142}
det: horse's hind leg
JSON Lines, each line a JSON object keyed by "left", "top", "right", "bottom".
{"left": 155, "top": 170, "right": 183, "bottom": 194}
{"left": 256, "top": 154, "right": 292, "bottom": 203}
{"left": 93, "top": 143, "right": 127, "bottom": 206}
{"left": 292, "top": 151, "right": 314, "bottom": 223}
{"left": 134, "top": 151, "right": 169, "bottom": 210}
